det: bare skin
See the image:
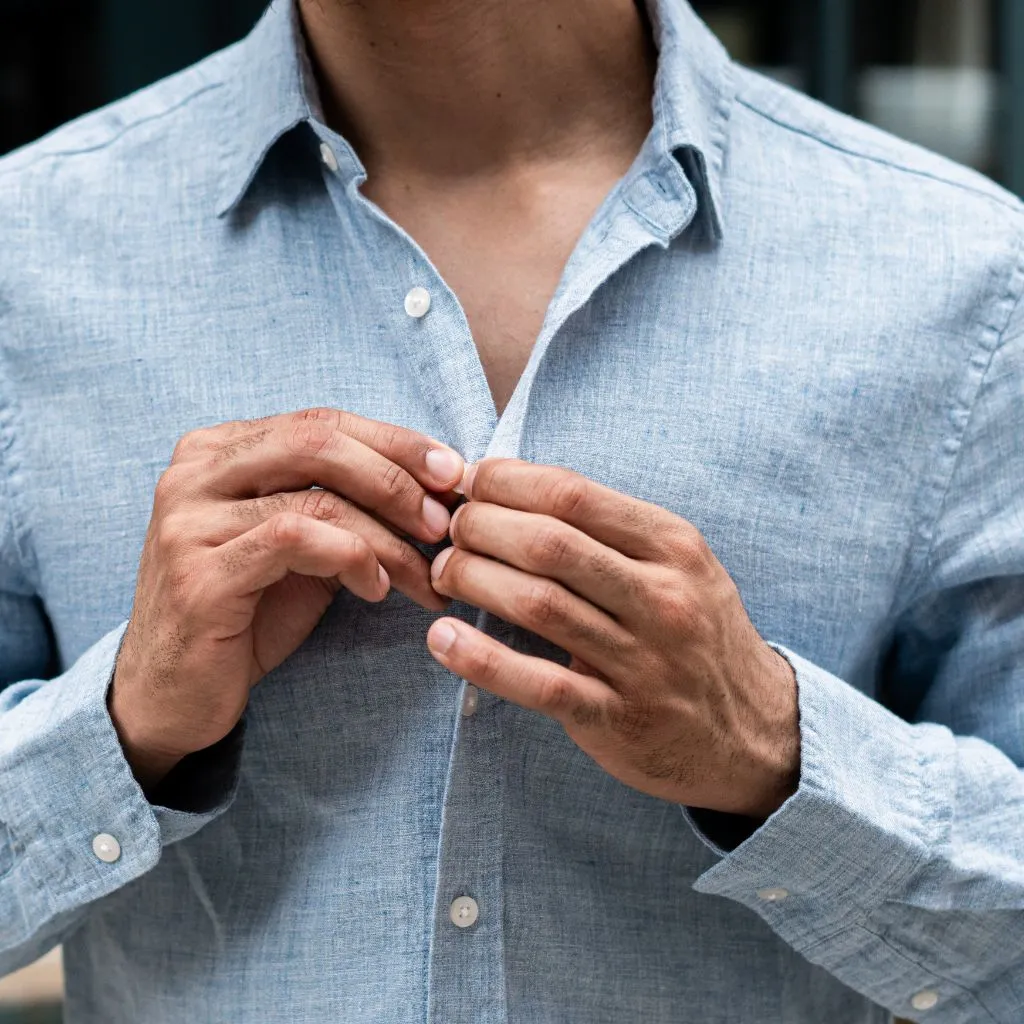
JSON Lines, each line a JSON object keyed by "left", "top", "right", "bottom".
{"left": 110, "top": 410, "right": 465, "bottom": 791}
{"left": 299, "top": 0, "right": 658, "bottom": 414}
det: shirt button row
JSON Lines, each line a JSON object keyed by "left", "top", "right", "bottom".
{"left": 319, "top": 141, "right": 339, "bottom": 173}
{"left": 461, "top": 684, "right": 479, "bottom": 717}
{"left": 92, "top": 833, "right": 121, "bottom": 863}
{"left": 317, "top": 147, "right": 435, "bottom": 324}
{"left": 449, "top": 895, "right": 479, "bottom": 928}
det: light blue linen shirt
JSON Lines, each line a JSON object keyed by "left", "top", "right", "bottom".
{"left": 2, "top": 0, "right": 1023, "bottom": 1020}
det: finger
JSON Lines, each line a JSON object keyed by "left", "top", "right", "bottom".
{"left": 210, "top": 512, "right": 388, "bottom": 603}
{"left": 200, "top": 489, "right": 449, "bottom": 611}
{"left": 447, "top": 500, "right": 650, "bottom": 620}
{"left": 462, "top": 458, "right": 685, "bottom": 561}
{"left": 175, "top": 408, "right": 464, "bottom": 543}
{"left": 430, "top": 545, "right": 635, "bottom": 673}
{"left": 177, "top": 409, "right": 465, "bottom": 491}
{"left": 425, "top": 617, "right": 615, "bottom": 727}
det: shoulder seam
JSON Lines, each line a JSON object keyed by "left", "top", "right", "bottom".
{"left": 0, "top": 80, "right": 225, "bottom": 182}
{"left": 918, "top": 220, "right": 1024, "bottom": 589}
{"left": 0, "top": 351, "right": 37, "bottom": 592}
{"left": 736, "top": 95, "right": 1023, "bottom": 214}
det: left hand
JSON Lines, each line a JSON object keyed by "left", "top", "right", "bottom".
{"left": 426, "top": 458, "right": 800, "bottom": 819}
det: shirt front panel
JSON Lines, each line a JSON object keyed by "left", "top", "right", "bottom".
{"left": 1, "top": 1, "right": 1021, "bottom": 1021}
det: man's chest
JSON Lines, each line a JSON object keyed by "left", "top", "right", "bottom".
{"left": 357, "top": 175, "right": 612, "bottom": 416}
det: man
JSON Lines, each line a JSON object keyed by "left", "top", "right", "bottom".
{"left": 0, "top": 0, "right": 1021, "bottom": 1019}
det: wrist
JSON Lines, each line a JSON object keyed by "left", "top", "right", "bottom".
{"left": 107, "top": 676, "right": 186, "bottom": 794}
{"left": 734, "top": 648, "right": 801, "bottom": 819}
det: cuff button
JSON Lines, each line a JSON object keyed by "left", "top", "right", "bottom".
{"left": 756, "top": 887, "right": 789, "bottom": 902}
{"left": 911, "top": 990, "right": 939, "bottom": 1012}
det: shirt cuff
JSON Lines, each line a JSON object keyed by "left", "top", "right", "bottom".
{"left": 0, "top": 621, "right": 243, "bottom": 933}
{"left": 681, "top": 642, "right": 950, "bottom": 951}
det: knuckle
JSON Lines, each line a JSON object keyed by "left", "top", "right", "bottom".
{"left": 525, "top": 523, "right": 574, "bottom": 569}
{"left": 298, "top": 488, "right": 346, "bottom": 523}
{"left": 337, "top": 530, "right": 372, "bottom": 568}
{"left": 665, "top": 588, "right": 704, "bottom": 634}
{"left": 519, "top": 580, "right": 565, "bottom": 627}
{"left": 378, "top": 460, "right": 417, "bottom": 504}
{"left": 670, "top": 525, "right": 713, "bottom": 574}
{"left": 267, "top": 511, "right": 309, "bottom": 548}
{"left": 468, "top": 641, "right": 501, "bottom": 682}
{"left": 298, "top": 406, "right": 341, "bottom": 427}
{"left": 152, "top": 512, "right": 191, "bottom": 556}
{"left": 287, "top": 411, "right": 337, "bottom": 458}
{"left": 153, "top": 465, "right": 189, "bottom": 508}
{"left": 546, "top": 474, "right": 589, "bottom": 520}
{"left": 369, "top": 420, "right": 404, "bottom": 456}
{"left": 171, "top": 429, "right": 203, "bottom": 463}
{"left": 391, "top": 540, "right": 423, "bottom": 573}
{"left": 537, "top": 672, "right": 575, "bottom": 715}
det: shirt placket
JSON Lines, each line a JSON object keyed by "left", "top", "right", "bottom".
{"left": 313, "top": 119, "right": 699, "bottom": 1024}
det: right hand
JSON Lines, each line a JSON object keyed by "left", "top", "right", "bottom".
{"left": 109, "top": 407, "right": 466, "bottom": 791}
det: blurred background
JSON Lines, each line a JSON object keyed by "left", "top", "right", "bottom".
{"left": 0, "top": 0, "right": 1017, "bottom": 1019}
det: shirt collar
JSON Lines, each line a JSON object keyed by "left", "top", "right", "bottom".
{"left": 216, "top": 0, "right": 734, "bottom": 239}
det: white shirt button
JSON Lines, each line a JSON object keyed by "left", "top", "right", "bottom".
{"left": 911, "top": 990, "right": 939, "bottom": 1012}
{"left": 756, "top": 887, "right": 789, "bottom": 902}
{"left": 449, "top": 895, "right": 479, "bottom": 928}
{"left": 461, "top": 684, "right": 479, "bottom": 717}
{"left": 404, "top": 286, "right": 431, "bottom": 319}
{"left": 92, "top": 833, "right": 121, "bottom": 863}
{"left": 319, "top": 142, "right": 339, "bottom": 173}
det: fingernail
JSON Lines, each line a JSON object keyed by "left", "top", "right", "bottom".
{"left": 378, "top": 565, "right": 390, "bottom": 595}
{"left": 422, "top": 495, "right": 450, "bottom": 536}
{"left": 429, "top": 620, "right": 458, "bottom": 655}
{"left": 425, "top": 448, "right": 464, "bottom": 486}
{"left": 448, "top": 502, "right": 466, "bottom": 537}
{"left": 431, "top": 545, "right": 455, "bottom": 581}
{"left": 461, "top": 463, "right": 477, "bottom": 498}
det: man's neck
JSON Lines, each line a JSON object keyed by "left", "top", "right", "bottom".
{"left": 297, "top": 0, "right": 658, "bottom": 182}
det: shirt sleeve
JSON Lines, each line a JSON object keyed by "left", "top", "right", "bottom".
{"left": 681, "top": 248, "right": 1024, "bottom": 1022}
{"left": 0, "top": 445, "right": 244, "bottom": 976}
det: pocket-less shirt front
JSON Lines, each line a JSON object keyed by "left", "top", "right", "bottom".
{"left": 1, "top": 1, "right": 1022, "bottom": 1021}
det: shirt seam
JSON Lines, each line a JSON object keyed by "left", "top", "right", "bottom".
{"left": 915, "top": 221, "right": 1024, "bottom": 587}
{"left": 735, "top": 95, "right": 1024, "bottom": 215}
{"left": 0, "top": 333, "right": 37, "bottom": 592}
{"left": 0, "top": 81, "right": 225, "bottom": 182}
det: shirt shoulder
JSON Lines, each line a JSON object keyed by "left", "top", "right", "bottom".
{"left": 728, "top": 66, "right": 1024, "bottom": 352}
{"left": 0, "top": 39, "right": 242, "bottom": 218}
{"left": 731, "top": 64, "right": 1024, "bottom": 219}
